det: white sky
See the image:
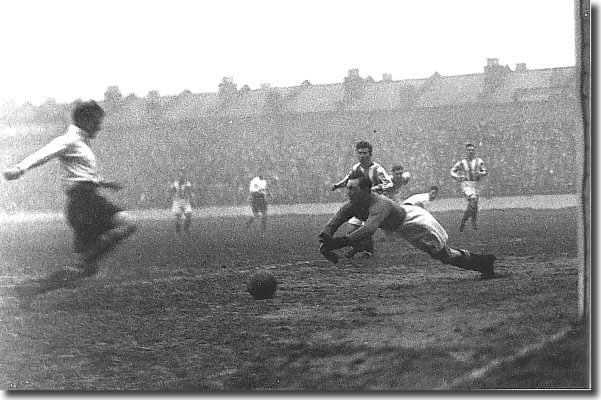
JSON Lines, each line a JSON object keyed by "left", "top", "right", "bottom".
{"left": 0, "top": 0, "right": 580, "bottom": 105}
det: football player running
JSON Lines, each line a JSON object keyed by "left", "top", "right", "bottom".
{"left": 331, "top": 140, "right": 393, "bottom": 259}
{"left": 3, "top": 100, "right": 137, "bottom": 293}
{"left": 450, "top": 143, "right": 488, "bottom": 231}
{"left": 319, "top": 171, "right": 495, "bottom": 279}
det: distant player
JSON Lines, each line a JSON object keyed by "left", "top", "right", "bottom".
{"left": 169, "top": 168, "right": 194, "bottom": 235}
{"left": 247, "top": 175, "right": 269, "bottom": 232}
{"left": 319, "top": 171, "right": 495, "bottom": 279}
{"left": 385, "top": 164, "right": 411, "bottom": 203}
{"left": 450, "top": 143, "right": 488, "bottom": 231}
{"left": 331, "top": 140, "right": 393, "bottom": 258}
{"left": 3, "top": 100, "right": 137, "bottom": 292}
{"left": 403, "top": 186, "right": 439, "bottom": 210}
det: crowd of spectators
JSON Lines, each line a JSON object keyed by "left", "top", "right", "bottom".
{"left": 0, "top": 101, "right": 582, "bottom": 212}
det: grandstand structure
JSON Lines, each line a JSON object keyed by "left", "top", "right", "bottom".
{"left": 0, "top": 58, "right": 584, "bottom": 211}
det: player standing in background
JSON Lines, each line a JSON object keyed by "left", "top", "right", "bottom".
{"left": 403, "top": 186, "right": 439, "bottom": 210}
{"left": 247, "top": 174, "right": 269, "bottom": 233}
{"left": 3, "top": 100, "right": 137, "bottom": 291}
{"left": 319, "top": 172, "right": 495, "bottom": 279}
{"left": 331, "top": 140, "right": 393, "bottom": 258}
{"left": 450, "top": 143, "right": 488, "bottom": 232}
{"left": 385, "top": 164, "right": 411, "bottom": 203}
{"left": 169, "top": 168, "right": 194, "bottom": 235}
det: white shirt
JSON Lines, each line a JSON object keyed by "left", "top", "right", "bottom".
{"left": 249, "top": 177, "right": 267, "bottom": 194}
{"left": 16, "top": 125, "right": 101, "bottom": 186}
{"left": 403, "top": 192, "right": 431, "bottom": 209}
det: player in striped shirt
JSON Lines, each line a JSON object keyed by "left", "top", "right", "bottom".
{"left": 3, "top": 100, "right": 137, "bottom": 292}
{"left": 169, "top": 168, "right": 194, "bottom": 235}
{"left": 450, "top": 143, "right": 488, "bottom": 231}
{"left": 331, "top": 140, "right": 393, "bottom": 258}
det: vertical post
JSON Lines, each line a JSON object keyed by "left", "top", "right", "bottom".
{"left": 574, "top": 0, "right": 590, "bottom": 321}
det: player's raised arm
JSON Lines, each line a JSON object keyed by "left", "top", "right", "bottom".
{"left": 4, "top": 135, "right": 69, "bottom": 180}
{"left": 450, "top": 161, "right": 465, "bottom": 181}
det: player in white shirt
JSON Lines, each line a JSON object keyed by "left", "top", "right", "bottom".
{"left": 331, "top": 140, "right": 393, "bottom": 258}
{"left": 246, "top": 175, "right": 269, "bottom": 232}
{"left": 3, "top": 100, "right": 137, "bottom": 293}
{"left": 403, "top": 186, "right": 439, "bottom": 210}
{"left": 169, "top": 168, "right": 194, "bottom": 235}
{"left": 450, "top": 143, "right": 488, "bottom": 232}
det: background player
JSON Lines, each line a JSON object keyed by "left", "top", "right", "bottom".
{"left": 331, "top": 140, "right": 393, "bottom": 258}
{"left": 385, "top": 164, "right": 411, "bottom": 203}
{"left": 169, "top": 168, "right": 194, "bottom": 235}
{"left": 450, "top": 143, "right": 488, "bottom": 231}
{"left": 3, "top": 100, "right": 137, "bottom": 292}
{"left": 403, "top": 186, "right": 439, "bottom": 210}
{"left": 319, "top": 172, "right": 495, "bottom": 279}
{"left": 247, "top": 174, "right": 269, "bottom": 233}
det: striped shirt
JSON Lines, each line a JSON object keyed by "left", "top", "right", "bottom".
{"left": 334, "top": 162, "right": 393, "bottom": 192}
{"left": 450, "top": 157, "right": 487, "bottom": 182}
{"left": 15, "top": 125, "right": 101, "bottom": 186}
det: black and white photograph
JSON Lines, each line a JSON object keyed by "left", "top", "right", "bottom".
{"left": 0, "top": 0, "right": 591, "bottom": 391}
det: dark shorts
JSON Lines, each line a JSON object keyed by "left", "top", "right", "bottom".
{"left": 250, "top": 192, "right": 267, "bottom": 214}
{"left": 66, "top": 182, "right": 122, "bottom": 252}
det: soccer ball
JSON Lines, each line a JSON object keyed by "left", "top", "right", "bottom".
{"left": 247, "top": 271, "right": 278, "bottom": 300}
{"left": 401, "top": 171, "right": 411, "bottom": 183}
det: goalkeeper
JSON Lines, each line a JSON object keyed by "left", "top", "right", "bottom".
{"left": 318, "top": 171, "right": 496, "bottom": 279}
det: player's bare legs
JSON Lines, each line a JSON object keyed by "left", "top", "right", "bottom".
{"left": 260, "top": 213, "right": 267, "bottom": 234}
{"left": 471, "top": 202, "right": 479, "bottom": 231}
{"left": 459, "top": 207, "right": 470, "bottom": 232}
{"left": 77, "top": 211, "right": 137, "bottom": 275}
{"left": 183, "top": 212, "right": 192, "bottom": 234}
{"left": 175, "top": 215, "right": 182, "bottom": 234}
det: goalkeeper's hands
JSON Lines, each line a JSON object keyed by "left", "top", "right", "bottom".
{"left": 318, "top": 232, "right": 351, "bottom": 264}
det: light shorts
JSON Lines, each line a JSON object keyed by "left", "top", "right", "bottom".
{"left": 460, "top": 180, "right": 479, "bottom": 200}
{"left": 172, "top": 199, "right": 192, "bottom": 216}
{"left": 389, "top": 205, "right": 449, "bottom": 255}
{"left": 347, "top": 217, "right": 365, "bottom": 226}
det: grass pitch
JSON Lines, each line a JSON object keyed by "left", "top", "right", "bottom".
{"left": 0, "top": 206, "right": 587, "bottom": 390}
